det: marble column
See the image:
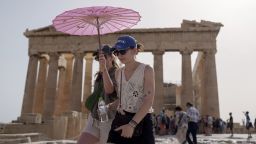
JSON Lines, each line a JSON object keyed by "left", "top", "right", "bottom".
{"left": 55, "top": 55, "right": 67, "bottom": 116}
{"left": 70, "top": 52, "right": 84, "bottom": 112}
{"left": 21, "top": 54, "right": 39, "bottom": 114}
{"left": 63, "top": 54, "right": 74, "bottom": 112}
{"left": 203, "top": 49, "right": 220, "bottom": 117}
{"left": 180, "top": 48, "right": 193, "bottom": 109}
{"left": 153, "top": 50, "right": 164, "bottom": 114}
{"left": 33, "top": 55, "right": 48, "bottom": 114}
{"left": 43, "top": 53, "right": 59, "bottom": 119}
{"left": 82, "top": 53, "right": 93, "bottom": 113}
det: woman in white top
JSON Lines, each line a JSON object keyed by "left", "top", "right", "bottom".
{"left": 101, "top": 35, "right": 155, "bottom": 144}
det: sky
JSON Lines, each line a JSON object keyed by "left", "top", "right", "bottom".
{"left": 0, "top": 0, "right": 256, "bottom": 124}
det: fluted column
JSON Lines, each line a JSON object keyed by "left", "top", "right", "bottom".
{"left": 21, "top": 54, "right": 39, "bottom": 114}
{"left": 43, "top": 53, "right": 59, "bottom": 119}
{"left": 63, "top": 54, "right": 74, "bottom": 112}
{"left": 83, "top": 53, "right": 93, "bottom": 113}
{"left": 153, "top": 50, "right": 164, "bottom": 114}
{"left": 55, "top": 55, "right": 67, "bottom": 116}
{"left": 203, "top": 49, "right": 219, "bottom": 117}
{"left": 33, "top": 55, "right": 48, "bottom": 114}
{"left": 70, "top": 52, "right": 84, "bottom": 112}
{"left": 180, "top": 48, "right": 193, "bottom": 109}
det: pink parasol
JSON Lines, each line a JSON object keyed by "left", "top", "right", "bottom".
{"left": 52, "top": 6, "right": 141, "bottom": 50}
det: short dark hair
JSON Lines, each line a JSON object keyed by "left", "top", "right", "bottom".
{"left": 186, "top": 102, "right": 193, "bottom": 107}
{"left": 175, "top": 106, "right": 182, "bottom": 111}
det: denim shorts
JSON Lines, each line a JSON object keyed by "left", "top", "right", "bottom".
{"left": 83, "top": 113, "right": 113, "bottom": 144}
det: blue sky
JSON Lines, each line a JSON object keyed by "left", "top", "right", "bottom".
{"left": 0, "top": 0, "right": 256, "bottom": 123}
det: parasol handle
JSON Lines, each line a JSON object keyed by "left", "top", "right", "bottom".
{"left": 96, "top": 17, "right": 102, "bottom": 51}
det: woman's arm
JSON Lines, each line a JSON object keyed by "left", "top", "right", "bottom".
{"left": 102, "top": 69, "right": 115, "bottom": 94}
{"left": 132, "top": 65, "right": 155, "bottom": 124}
{"left": 99, "top": 53, "right": 115, "bottom": 94}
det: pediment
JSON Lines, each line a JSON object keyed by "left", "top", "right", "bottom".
{"left": 182, "top": 20, "right": 223, "bottom": 29}
{"left": 26, "top": 25, "right": 56, "bottom": 33}
{"left": 24, "top": 25, "right": 66, "bottom": 37}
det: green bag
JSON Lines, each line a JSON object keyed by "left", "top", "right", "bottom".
{"left": 85, "top": 81, "right": 103, "bottom": 112}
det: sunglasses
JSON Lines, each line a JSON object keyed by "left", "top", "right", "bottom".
{"left": 114, "top": 48, "right": 134, "bottom": 56}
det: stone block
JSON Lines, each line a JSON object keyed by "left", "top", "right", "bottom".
{"left": 18, "top": 113, "right": 42, "bottom": 124}
{"left": 52, "top": 116, "right": 68, "bottom": 139}
{"left": 63, "top": 111, "right": 87, "bottom": 140}
{"left": 0, "top": 123, "right": 5, "bottom": 134}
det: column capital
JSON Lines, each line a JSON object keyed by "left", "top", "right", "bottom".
{"left": 180, "top": 47, "right": 193, "bottom": 55}
{"left": 73, "top": 52, "right": 85, "bottom": 59}
{"left": 48, "top": 52, "right": 59, "bottom": 58}
{"left": 152, "top": 50, "right": 165, "bottom": 55}
{"left": 39, "top": 54, "right": 49, "bottom": 61}
{"left": 29, "top": 51, "right": 39, "bottom": 57}
{"left": 203, "top": 49, "right": 217, "bottom": 55}
{"left": 64, "top": 54, "right": 74, "bottom": 60}
{"left": 58, "top": 55, "right": 67, "bottom": 69}
{"left": 84, "top": 53, "right": 94, "bottom": 60}
{"left": 29, "top": 52, "right": 40, "bottom": 58}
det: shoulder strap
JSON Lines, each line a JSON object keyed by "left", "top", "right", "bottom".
{"left": 119, "top": 69, "right": 123, "bottom": 107}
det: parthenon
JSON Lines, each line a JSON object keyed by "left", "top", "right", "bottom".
{"left": 2, "top": 20, "right": 223, "bottom": 139}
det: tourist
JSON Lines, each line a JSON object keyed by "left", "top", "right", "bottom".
{"left": 107, "top": 35, "right": 155, "bottom": 144}
{"left": 244, "top": 111, "right": 253, "bottom": 138}
{"left": 202, "top": 116, "right": 208, "bottom": 134}
{"left": 206, "top": 115, "right": 213, "bottom": 136}
{"left": 254, "top": 118, "right": 256, "bottom": 132}
{"left": 77, "top": 45, "right": 119, "bottom": 144}
{"left": 169, "top": 115, "right": 177, "bottom": 135}
{"left": 158, "top": 109, "right": 168, "bottom": 135}
{"left": 186, "top": 102, "right": 200, "bottom": 144}
{"left": 228, "top": 112, "right": 234, "bottom": 137}
{"left": 174, "top": 106, "right": 188, "bottom": 144}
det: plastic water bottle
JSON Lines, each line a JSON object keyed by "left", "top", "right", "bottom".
{"left": 98, "top": 98, "right": 109, "bottom": 123}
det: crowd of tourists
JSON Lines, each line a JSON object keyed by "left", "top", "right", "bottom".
{"left": 153, "top": 107, "right": 256, "bottom": 141}
{"left": 153, "top": 103, "right": 200, "bottom": 144}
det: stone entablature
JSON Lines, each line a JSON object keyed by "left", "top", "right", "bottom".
{"left": 24, "top": 20, "right": 222, "bottom": 54}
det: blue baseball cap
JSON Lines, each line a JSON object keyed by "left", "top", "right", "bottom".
{"left": 114, "top": 35, "right": 137, "bottom": 50}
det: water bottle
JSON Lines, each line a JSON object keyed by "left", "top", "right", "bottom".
{"left": 98, "top": 97, "right": 109, "bottom": 123}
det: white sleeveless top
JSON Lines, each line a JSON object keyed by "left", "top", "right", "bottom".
{"left": 117, "top": 63, "right": 147, "bottom": 113}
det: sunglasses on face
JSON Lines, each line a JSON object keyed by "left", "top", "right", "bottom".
{"left": 114, "top": 48, "right": 134, "bottom": 56}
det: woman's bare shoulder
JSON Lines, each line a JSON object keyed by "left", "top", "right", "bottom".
{"left": 144, "top": 64, "right": 153, "bottom": 73}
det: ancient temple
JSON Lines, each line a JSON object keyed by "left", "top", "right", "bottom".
{"left": 2, "top": 20, "right": 223, "bottom": 140}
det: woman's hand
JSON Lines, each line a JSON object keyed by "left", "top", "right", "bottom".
{"left": 107, "top": 102, "right": 118, "bottom": 111}
{"left": 98, "top": 51, "right": 107, "bottom": 73}
{"left": 115, "top": 124, "right": 134, "bottom": 138}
